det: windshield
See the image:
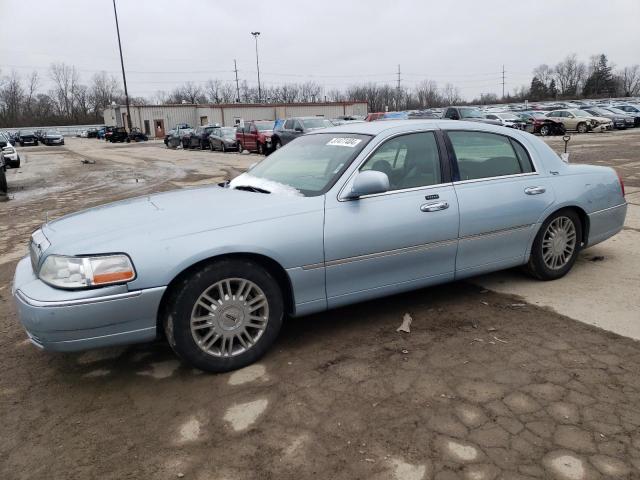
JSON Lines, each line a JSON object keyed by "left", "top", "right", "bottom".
{"left": 255, "top": 121, "right": 274, "bottom": 131}
{"left": 203, "top": 127, "right": 215, "bottom": 133}
{"left": 230, "top": 133, "right": 372, "bottom": 197}
{"left": 459, "top": 108, "right": 484, "bottom": 119}
{"left": 22, "top": 130, "right": 35, "bottom": 135}
{"left": 46, "top": 130, "right": 61, "bottom": 135}
{"left": 606, "top": 107, "right": 627, "bottom": 115}
{"left": 221, "top": 127, "right": 236, "bottom": 137}
{"left": 573, "top": 110, "right": 591, "bottom": 117}
{"left": 302, "top": 118, "right": 333, "bottom": 129}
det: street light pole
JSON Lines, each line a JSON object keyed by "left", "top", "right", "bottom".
{"left": 251, "top": 31, "right": 262, "bottom": 103}
{"left": 113, "top": 0, "right": 132, "bottom": 131}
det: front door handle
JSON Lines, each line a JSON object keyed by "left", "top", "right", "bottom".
{"left": 420, "top": 201, "right": 449, "bottom": 212}
{"left": 524, "top": 186, "right": 546, "bottom": 195}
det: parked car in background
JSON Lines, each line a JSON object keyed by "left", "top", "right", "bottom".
{"left": 271, "top": 117, "right": 333, "bottom": 149}
{"left": 208, "top": 126, "right": 238, "bottom": 152}
{"left": 443, "top": 107, "right": 501, "bottom": 125}
{"left": 96, "top": 127, "right": 106, "bottom": 139}
{"left": 0, "top": 132, "right": 20, "bottom": 167}
{"left": 17, "top": 130, "right": 39, "bottom": 146}
{"left": 103, "top": 126, "right": 116, "bottom": 141}
{"left": 603, "top": 107, "right": 638, "bottom": 128}
{"left": 87, "top": 128, "right": 99, "bottom": 138}
{"left": 128, "top": 128, "right": 149, "bottom": 142}
{"left": 613, "top": 104, "right": 640, "bottom": 126}
{"left": 484, "top": 112, "right": 527, "bottom": 129}
{"left": 582, "top": 107, "right": 631, "bottom": 129}
{"left": 546, "top": 109, "right": 611, "bottom": 133}
{"left": 42, "top": 130, "right": 65, "bottom": 146}
{"left": 34, "top": 130, "right": 46, "bottom": 143}
{"left": 107, "top": 127, "right": 131, "bottom": 143}
{"left": 183, "top": 125, "right": 216, "bottom": 149}
{"left": 365, "top": 112, "right": 385, "bottom": 122}
{"left": 80, "top": 130, "right": 89, "bottom": 138}
{"left": 12, "top": 120, "right": 627, "bottom": 372}
{"left": 164, "top": 125, "right": 193, "bottom": 149}
{"left": 518, "top": 112, "right": 566, "bottom": 136}
{"left": 236, "top": 120, "right": 275, "bottom": 154}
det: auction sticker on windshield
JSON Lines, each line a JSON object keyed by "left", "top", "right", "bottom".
{"left": 327, "top": 137, "right": 362, "bottom": 147}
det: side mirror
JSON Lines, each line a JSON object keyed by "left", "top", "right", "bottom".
{"left": 346, "top": 171, "right": 390, "bottom": 199}
{"left": 451, "top": 114, "right": 460, "bottom": 120}
{"left": 295, "top": 126, "right": 304, "bottom": 133}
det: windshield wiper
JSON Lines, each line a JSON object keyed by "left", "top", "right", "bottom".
{"left": 233, "top": 185, "right": 271, "bottom": 194}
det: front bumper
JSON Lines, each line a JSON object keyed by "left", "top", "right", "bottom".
{"left": 12, "top": 257, "right": 164, "bottom": 352}
{"left": 45, "top": 138, "right": 64, "bottom": 144}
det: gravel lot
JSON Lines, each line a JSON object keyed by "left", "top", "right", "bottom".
{"left": 1, "top": 132, "right": 639, "bottom": 480}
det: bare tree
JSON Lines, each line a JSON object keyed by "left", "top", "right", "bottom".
{"left": 414, "top": 80, "right": 442, "bottom": 108}
{"left": 532, "top": 64, "right": 554, "bottom": 88}
{"left": 618, "top": 65, "right": 640, "bottom": 97}
{"left": 442, "top": 83, "right": 462, "bottom": 105}
{"left": 50, "top": 62, "right": 80, "bottom": 118}
{"left": 180, "top": 82, "right": 206, "bottom": 103}
{"left": 90, "top": 71, "right": 121, "bottom": 114}
{"left": 205, "top": 79, "right": 222, "bottom": 103}
{"left": 0, "top": 71, "right": 25, "bottom": 124}
{"left": 554, "top": 54, "right": 586, "bottom": 97}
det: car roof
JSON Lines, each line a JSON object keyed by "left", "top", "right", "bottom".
{"left": 318, "top": 119, "right": 513, "bottom": 136}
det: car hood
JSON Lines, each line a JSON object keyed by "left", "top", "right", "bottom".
{"left": 41, "top": 185, "right": 319, "bottom": 254}
{"left": 45, "top": 134, "right": 63, "bottom": 139}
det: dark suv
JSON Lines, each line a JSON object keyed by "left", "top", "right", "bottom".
{"left": 444, "top": 107, "right": 501, "bottom": 125}
{"left": 17, "top": 130, "right": 39, "bottom": 146}
{"left": 270, "top": 117, "right": 333, "bottom": 149}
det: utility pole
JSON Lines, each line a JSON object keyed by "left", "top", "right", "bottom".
{"left": 233, "top": 59, "right": 240, "bottom": 103}
{"left": 112, "top": 0, "right": 131, "bottom": 131}
{"left": 396, "top": 64, "right": 401, "bottom": 110}
{"left": 501, "top": 65, "right": 506, "bottom": 99}
{"left": 251, "top": 32, "right": 262, "bottom": 103}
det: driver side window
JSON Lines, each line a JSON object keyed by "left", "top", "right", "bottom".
{"left": 360, "top": 132, "right": 442, "bottom": 191}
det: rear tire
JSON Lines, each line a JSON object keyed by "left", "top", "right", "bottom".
{"left": 163, "top": 259, "right": 284, "bottom": 373}
{"left": 274, "top": 139, "right": 282, "bottom": 150}
{"left": 221, "top": 143, "right": 226, "bottom": 153}
{"left": 257, "top": 142, "right": 264, "bottom": 155}
{"left": 525, "top": 209, "right": 582, "bottom": 281}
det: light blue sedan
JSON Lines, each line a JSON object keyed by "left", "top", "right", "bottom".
{"left": 12, "top": 120, "right": 627, "bottom": 372}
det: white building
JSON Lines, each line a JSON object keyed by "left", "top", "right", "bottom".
{"left": 103, "top": 101, "right": 368, "bottom": 138}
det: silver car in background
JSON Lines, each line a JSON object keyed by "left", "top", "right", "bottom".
{"left": 12, "top": 120, "right": 627, "bottom": 372}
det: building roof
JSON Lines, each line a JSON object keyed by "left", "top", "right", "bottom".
{"left": 109, "top": 101, "right": 367, "bottom": 109}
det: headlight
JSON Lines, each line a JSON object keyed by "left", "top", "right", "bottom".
{"left": 38, "top": 254, "right": 136, "bottom": 289}
{"left": 2, "top": 146, "right": 15, "bottom": 154}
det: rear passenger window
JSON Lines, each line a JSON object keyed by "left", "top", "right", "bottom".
{"left": 360, "top": 132, "right": 441, "bottom": 191}
{"left": 448, "top": 131, "right": 534, "bottom": 181}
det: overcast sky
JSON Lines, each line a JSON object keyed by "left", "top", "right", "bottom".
{"left": 1, "top": 0, "right": 639, "bottom": 101}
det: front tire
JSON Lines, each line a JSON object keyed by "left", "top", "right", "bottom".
{"left": 577, "top": 122, "right": 588, "bottom": 134}
{"left": 257, "top": 142, "right": 264, "bottom": 155}
{"left": 237, "top": 141, "right": 243, "bottom": 153}
{"left": 526, "top": 209, "right": 582, "bottom": 281}
{"left": 539, "top": 125, "right": 550, "bottom": 136}
{"left": 163, "top": 259, "right": 284, "bottom": 373}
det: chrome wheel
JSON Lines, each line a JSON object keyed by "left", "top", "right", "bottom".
{"left": 190, "top": 278, "right": 269, "bottom": 357}
{"left": 542, "top": 216, "right": 577, "bottom": 270}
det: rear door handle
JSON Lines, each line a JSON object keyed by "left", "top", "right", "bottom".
{"left": 524, "top": 186, "right": 546, "bottom": 195}
{"left": 420, "top": 201, "right": 449, "bottom": 212}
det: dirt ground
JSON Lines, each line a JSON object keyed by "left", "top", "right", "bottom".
{"left": 1, "top": 131, "right": 640, "bottom": 480}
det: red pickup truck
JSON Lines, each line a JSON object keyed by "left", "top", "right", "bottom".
{"left": 236, "top": 120, "right": 275, "bottom": 154}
